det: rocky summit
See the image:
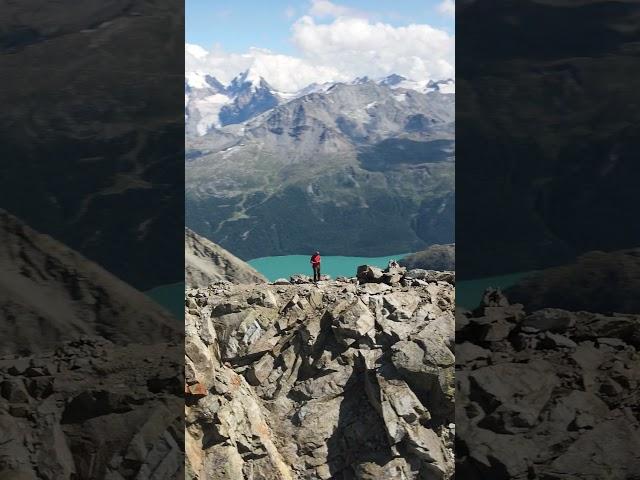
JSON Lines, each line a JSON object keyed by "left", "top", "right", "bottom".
{"left": 185, "top": 263, "right": 456, "bottom": 479}
{"left": 456, "top": 289, "right": 640, "bottom": 479}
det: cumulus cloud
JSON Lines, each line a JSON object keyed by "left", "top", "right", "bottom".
{"left": 185, "top": 43, "right": 208, "bottom": 60}
{"left": 308, "top": 0, "right": 364, "bottom": 19}
{"left": 437, "top": 0, "right": 455, "bottom": 17}
{"left": 185, "top": 44, "right": 346, "bottom": 92}
{"left": 186, "top": 2, "right": 454, "bottom": 92}
{"left": 292, "top": 15, "right": 454, "bottom": 81}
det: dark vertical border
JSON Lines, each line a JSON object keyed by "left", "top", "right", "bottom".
{"left": 0, "top": 1, "right": 185, "bottom": 476}
{"left": 456, "top": 1, "right": 640, "bottom": 477}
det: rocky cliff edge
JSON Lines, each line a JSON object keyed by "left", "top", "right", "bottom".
{"left": 185, "top": 263, "right": 456, "bottom": 479}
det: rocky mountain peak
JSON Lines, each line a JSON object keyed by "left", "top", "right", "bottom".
{"left": 351, "top": 75, "right": 372, "bottom": 85}
{"left": 379, "top": 73, "right": 407, "bottom": 86}
{"left": 227, "top": 69, "right": 274, "bottom": 95}
{"left": 218, "top": 70, "right": 280, "bottom": 126}
{"left": 204, "top": 74, "right": 225, "bottom": 92}
{"left": 185, "top": 262, "right": 455, "bottom": 479}
{"left": 185, "top": 71, "right": 225, "bottom": 93}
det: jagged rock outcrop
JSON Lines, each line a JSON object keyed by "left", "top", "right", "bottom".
{"left": 456, "top": 289, "right": 640, "bottom": 479}
{"left": 0, "top": 211, "right": 184, "bottom": 478}
{"left": 185, "top": 264, "right": 455, "bottom": 479}
{"left": 0, "top": 337, "right": 183, "bottom": 479}
{"left": 185, "top": 228, "right": 266, "bottom": 287}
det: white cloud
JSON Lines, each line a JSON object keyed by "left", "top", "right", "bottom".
{"left": 437, "top": 0, "right": 455, "bottom": 17}
{"left": 185, "top": 43, "right": 208, "bottom": 60}
{"left": 185, "top": 2, "right": 454, "bottom": 92}
{"left": 308, "top": 0, "right": 361, "bottom": 19}
{"left": 292, "top": 16, "right": 454, "bottom": 81}
{"left": 185, "top": 44, "right": 345, "bottom": 92}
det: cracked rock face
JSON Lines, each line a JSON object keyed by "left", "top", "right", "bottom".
{"left": 185, "top": 270, "right": 455, "bottom": 479}
{"left": 0, "top": 338, "right": 183, "bottom": 479}
{"left": 456, "top": 289, "right": 640, "bottom": 479}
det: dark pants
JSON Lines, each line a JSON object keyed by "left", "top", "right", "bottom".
{"left": 312, "top": 264, "right": 321, "bottom": 282}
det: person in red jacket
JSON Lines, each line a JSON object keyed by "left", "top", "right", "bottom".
{"left": 310, "top": 251, "right": 321, "bottom": 283}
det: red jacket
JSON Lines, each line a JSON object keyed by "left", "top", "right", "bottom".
{"left": 311, "top": 254, "right": 321, "bottom": 266}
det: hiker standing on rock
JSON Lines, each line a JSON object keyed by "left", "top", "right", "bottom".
{"left": 311, "top": 251, "right": 321, "bottom": 283}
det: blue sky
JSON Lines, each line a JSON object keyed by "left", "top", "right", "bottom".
{"left": 186, "top": 0, "right": 454, "bottom": 54}
{"left": 185, "top": 0, "right": 455, "bottom": 91}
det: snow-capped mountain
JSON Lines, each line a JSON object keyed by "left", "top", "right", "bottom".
{"left": 185, "top": 72, "right": 225, "bottom": 92}
{"left": 292, "top": 82, "right": 336, "bottom": 98}
{"left": 185, "top": 70, "right": 455, "bottom": 136}
{"left": 378, "top": 74, "right": 407, "bottom": 87}
{"left": 189, "top": 79, "right": 454, "bottom": 160}
{"left": 185, "top": 73, "right": 230, "bottom": 136}
{"left": 377, "top": 75, "right": 455, "bottom": 94}
{"left": 185, "top": 69, "right": 285, "bottom": 135}
{"left": 219, "top": 71, "right": 280, "bottom": 126}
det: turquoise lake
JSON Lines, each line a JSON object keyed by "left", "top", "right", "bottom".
{"left": 248, "top": 253, "right": 411, "bottom": 282}
{"left": 456, "top": 271, "right": 534, "bottom": 310}
{"left": 146, "top": 282, "right": 184, "bottom": 319}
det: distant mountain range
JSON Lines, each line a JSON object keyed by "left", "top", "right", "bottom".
{"left": 185, "top": 69, "right": 454, "bottom": 136}
{"left": 185, "top": 70, "right": 455, "bottom": 260}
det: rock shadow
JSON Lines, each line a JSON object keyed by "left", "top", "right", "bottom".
{"left": 325, "top": 359, "right": 393, "bottom": 479}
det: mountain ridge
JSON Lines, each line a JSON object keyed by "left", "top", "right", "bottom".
{"left": 185, "top": 228, "right": 267, "bottom": 287}
{"left": 185, "top": 70, "right": 455, "bottom": 136}
{"left": 0, "top": 209, "right": 179, "bottom": 355}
